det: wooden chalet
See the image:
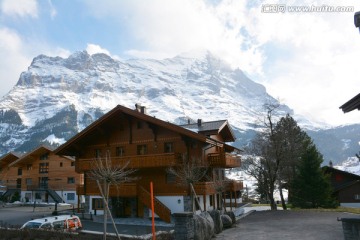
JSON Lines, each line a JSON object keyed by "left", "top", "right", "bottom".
{"left": 55, "top": 104, "right": 243, "bottom": 223}
{"left": 5, "top": 145, "right": 83, "bottom": 205}
{"left": 0, "top": 152, "right": 22, "bottom": 199}
{"left": 324, "top": 166, "right": 360, "bottom": 207}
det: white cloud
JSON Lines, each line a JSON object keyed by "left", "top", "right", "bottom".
{"left": 0, "top": 28, "right": 32, "bottom": 97}
{"left": 48, "top": 0, "right": 57, "bottom": 19}
{"left": 82, "top": 0, "right": 360, "bottom": 125}
{"left": 1, "top": 0, "right": 38, "bottom": 18}
{"left": 83, "top": 0, "right": 264, "bottom": 75}
{"left": 86, "top": 44, "right": 111, "bottom": 56}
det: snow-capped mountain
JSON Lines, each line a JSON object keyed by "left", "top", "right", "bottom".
{"left": 0, "top": 50, "right": 359, "bottom": 165}
{"left": 334, "top": 157, "right": 360, "bottom": 175}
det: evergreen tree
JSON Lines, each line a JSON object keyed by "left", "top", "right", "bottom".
{"left": 291, "top": 140, "right": 335, "bottom": 208}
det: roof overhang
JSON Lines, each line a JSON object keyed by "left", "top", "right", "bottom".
{"left": 55, "top": 105, "right": 208, "bottom": 156}
{"left": 340, "top": 93, "right": 360, "bottom": 113}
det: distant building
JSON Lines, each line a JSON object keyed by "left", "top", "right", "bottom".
{"left": 1, "top": 145, "right": 83, "bottom": 205}
{"left": 323, "top": 166, "right": 360, "bottom": 208}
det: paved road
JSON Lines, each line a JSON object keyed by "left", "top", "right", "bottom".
{"left": 0, "top": 205, "right": 173, "bottom": 236}
{"left": 216, "top": 210, "right": 358, "bottom": 240}
{"left": 2, "top": 205, "right": 359, "bottom": 239}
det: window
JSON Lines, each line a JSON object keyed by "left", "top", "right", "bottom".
{"left": 39, "top": 163, "right": 49, "bottom": 173}
{"left": 40, "top": 153, "right": 49, "bottom": 160}
{"left": 26, "top": 164, "right": 32, "bottom": 170}
{"left": 67, "top": 193, "right": 75, "bottom": 201}
{"left": 41, "top": 223, "right": 52, "bottom": 229}
{"left": 26, "top": 178, "right": 32, "bottom": 185}
{"left": 60, "top": 162, "right": 63, "bottom": 167}
{"left": 18, "top": 168, "right": 22, "bottom": 176}
{"left": 166, "top": 172, "right": 176, "bottom": 183}
{"left": 137, "top": 121, "right": 142, "bottom": 129}
{"left": 164, "top": 142, "right": 174, "bottom": 153}
{"left": 71, "top": 162, "right": 75, "bottom": 167}
{"left": 67, "top": 177, "right": 75, "bottom": 184}
{"left": 116, "top": 147, "right": 125, "bottom": 157}
{"left": 94, "top": 149, "right": 102, "bottom": 159}
{"left": 92, "top": 198, "right": 104, "bottom": 210}
{"left": 137, "top": 145, "right": 147, "bottom": 155}
{"left": 355, "top": 194, "right": 360, "bottom": 200}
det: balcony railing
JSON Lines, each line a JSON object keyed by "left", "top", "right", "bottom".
{"left": 207, "top": 153, "right": 241, "bottom": 168}
{"left": 26, "top": 184, "right": 66, "bottom": 191}
{"left": 224, "top": 180, "right": 243, "bottom": 192}
{"left": 193, "top": 182, "right": 216, "bottom": 195}
{"left": 76, "top": 153, "right": 182, "bottom": 172}
{"left": 1, "top": 184, "right": 19, "bottom": 190}
{"left": 76, "top": 183, "right": 138, "bottom": 197}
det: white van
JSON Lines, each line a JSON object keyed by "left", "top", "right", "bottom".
{"left": 20, "top": 215, "right": 82, "bottom": 232}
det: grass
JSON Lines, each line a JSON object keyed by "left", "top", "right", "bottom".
{"left": 249, "top": 203, "right": 360, "bottom": 214}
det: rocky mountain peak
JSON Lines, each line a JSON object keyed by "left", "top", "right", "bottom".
{"left": 0, "top": 50, "right": 356, "bottom": 165}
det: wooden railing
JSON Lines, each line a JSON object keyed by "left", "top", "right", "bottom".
{"left": 26, "top": 184, "right": 70, "bottom": 191}
{"left": 207, "top": 153, "right": 241, "bottom": 168}
{"left": 76, "top": 153, "right": 181, "bottom": 172}
{"left": 224, "top": 180, "right": 243, "bottom": 192}
{"left": 193, "top": 182, "right": 216, "bottom": 195}
{"left": 138, "top": 186, "right": 171, "bottom": 223}
{"left": 76, "top": 183, "right": 137, "bottom": 197}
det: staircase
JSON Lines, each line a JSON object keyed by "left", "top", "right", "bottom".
{"left": 138, "top": 186, "right": 171, "bottom": 223}
{"left": 46, "top": 189, "right": 64, "bottom": 203}
{"left": 1, "top": 189, "right": 18, "bottom": 198}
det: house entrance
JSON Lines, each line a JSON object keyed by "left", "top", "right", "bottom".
{"left": 111, "top": 197, "right": 135, "bottom": 218}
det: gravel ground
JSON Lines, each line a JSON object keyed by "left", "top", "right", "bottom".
{"left": 216, "top": 210, "right": 359, "bottom": 240}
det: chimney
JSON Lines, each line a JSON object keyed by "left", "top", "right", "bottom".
{"left": 135, "top": 103, "right": 146, "bottom": 114}
{"left": 197, "top": 119, "right": 202, "bottom": 127}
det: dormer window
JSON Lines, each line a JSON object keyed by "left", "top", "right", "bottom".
{"left": 40, "top": 153, "right": 49, "bottom": 160}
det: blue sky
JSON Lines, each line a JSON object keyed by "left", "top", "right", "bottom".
{"left": 1, "top": 0, "right": 360, "bottom": 126}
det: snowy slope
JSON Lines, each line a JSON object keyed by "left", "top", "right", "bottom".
{"left": 0, "top": 50, "right": 354, "bottom": 162}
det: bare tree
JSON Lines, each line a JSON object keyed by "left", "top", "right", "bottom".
{"left": 88, "top": 151, "right": 137, "bottom": 240}
{"left": 167, "top": 154, "right": 208, "bottom": 212}
{"left": 212, "top": 169, "right": 229, "bottom": 212}
{"left": 243, "top": 102, "right": 282, "bottom": 210}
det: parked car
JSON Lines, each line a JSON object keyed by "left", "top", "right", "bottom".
{"left": 20, "top": 215, "right": 82, "bottom": 232}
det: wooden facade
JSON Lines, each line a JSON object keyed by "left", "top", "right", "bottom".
{"left": 0, "top": 152, "right": 22, "bottom": 197}
{"left": 2, "top": 145, "right": 83, "bottom": 204}
{"left": 55, "top": 104, "right": 242, "bottom": 222}
{"left": 324, "top": 166, "right": 360, "bottom": 207}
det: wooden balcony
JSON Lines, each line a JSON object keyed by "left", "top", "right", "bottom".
{"left": 75, "top": 153, "right": 181, "bottom": 173}
{"left": 26, "top": 184, "right": 67, "bottom": 191}
{"left": 193, "top": 182, "right": 216, "bottom": 195}
{"left": 207, "top": 153, "right": 241, "bottom": 168}
{"left": 76, "top": 183, "right": 138, "bottom": 197}
{"left": 224, "top": 180, "right": 243, "bottom": 192}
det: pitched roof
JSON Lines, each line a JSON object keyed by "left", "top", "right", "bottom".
{"left": 55, "top": 104, "right": 240, "bottom": 156}
{"left": 323, "top": 166, "right": 360, "bottom": 180}
{"left": 0, "top": 152, "right": 22, "bottom": 168}
{"left": 9, "top": 145, "right": 74, "bottom": 167}
{"left": 180, "top": 120, "right": 236, "bottom": 142}
{"left": 333, "top": 180, "right": 360, "bottom": 192}
{"left": 339, "top": 93, "right": 360, "bottom": 113}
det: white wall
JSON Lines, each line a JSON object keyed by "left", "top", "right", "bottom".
{"left": 157, "top": 196, "right": 184, "bottom": 213}
{"left": 89, "top": 196, "right": 105, "bottom": 215}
